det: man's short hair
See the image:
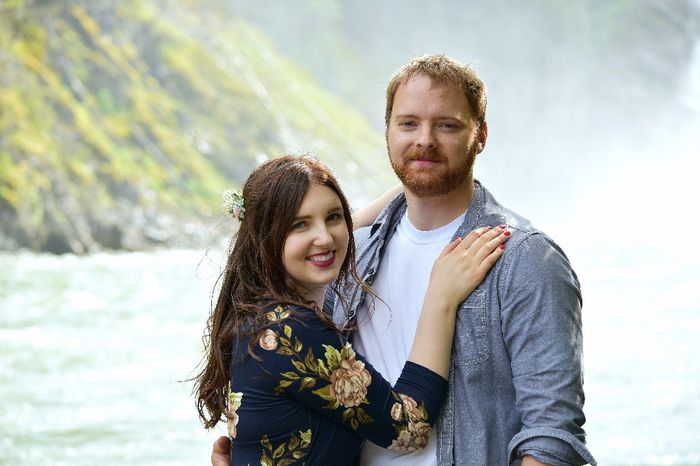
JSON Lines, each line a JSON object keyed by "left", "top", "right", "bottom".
{"left": 385, "top": 54, "right": 487, "bottom": 128}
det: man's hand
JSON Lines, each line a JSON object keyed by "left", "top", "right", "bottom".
{"left": 211, "top": 436, "right": 230, "bottom": 466}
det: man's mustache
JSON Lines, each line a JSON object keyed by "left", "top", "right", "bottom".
{"left": 404, "top": 149, "right": 445, "bottom": 163}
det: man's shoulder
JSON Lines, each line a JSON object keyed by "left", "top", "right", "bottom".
{"left": 475, "top": 181, "right": 538, "bottom": 234}
{"left": 473, "top": 181, "right": 568, "bottom": 260}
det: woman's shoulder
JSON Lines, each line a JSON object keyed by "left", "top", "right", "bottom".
{"left": 260, "top": 303, "right": 332, "bottom": 335}
{"left": 263, "top": 303, "right": 315, "bottom": 321}
{"left": 264, "top": 302, "right": 344, "bottom": 338}
{"left": 254, "top": 303, "right": 345, "bottom": 355}
{"left": 232, "top": 304, "right": 319, "bottom": 361}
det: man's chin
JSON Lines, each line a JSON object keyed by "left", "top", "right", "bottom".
{"left": 406, "top": 187, "right": 450, "bottom": 197}
{"left": 400, "top": 173, "right": 472, "bottom": 197}
{"left": 402, "top": 180, "right": 452, "bottom": 197}
{"left": 396, "top": 169, "right": 439, "bottom": 190}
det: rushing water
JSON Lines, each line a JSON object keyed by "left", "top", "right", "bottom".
{"left": 1, "top": 240, "right": 699, "bottom": 465}
{"left": 0, "top": 249, "right": 222, "bottom": 465}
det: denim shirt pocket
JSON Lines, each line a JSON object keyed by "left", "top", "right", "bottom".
{"left": 454, "top": 289, "right": 490, "bottom": 366}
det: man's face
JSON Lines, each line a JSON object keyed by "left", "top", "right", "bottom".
{"left": 386, "top": 74, "right": 484, "bottom": 197}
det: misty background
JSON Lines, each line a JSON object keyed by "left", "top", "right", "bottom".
{"left": 1, "top": 0, "right": 699, "bottom": 464}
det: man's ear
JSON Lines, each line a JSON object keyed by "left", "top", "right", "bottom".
{"left": 478, "top": 121, "right": 488, "bottom": 153}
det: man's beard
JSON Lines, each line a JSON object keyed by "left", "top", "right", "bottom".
{"left": 390, "top": 142, "right": 478, "bottom": 197}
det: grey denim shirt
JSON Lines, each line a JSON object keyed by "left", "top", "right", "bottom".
{"left": 329, "top": 181, "right": 596, "bottom": 466}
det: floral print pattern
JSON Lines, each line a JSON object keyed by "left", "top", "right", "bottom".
{"left": 260, "top": 429, "right": 312, "bottom": 466}
{"left": 329, "top": 355, "right": 372, "bottom": 408}
{"left": 266, "top": 305, "right": 291, "bottom": 322}
{"left": 388, "top": 392, "right": 432, "bottom": 452}
{"left": 227, "top": 384, "right": 243, "bottom": 439}
{"left": 262, "top": 307, "right": 374, "bottom": 430}
{"left": 259, "top": 328, "right": 279, "bottom": 351}
{"left": 227, "top": 304, "right": 447, "bottom": 464}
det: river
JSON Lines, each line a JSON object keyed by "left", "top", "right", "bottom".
{"left": 1, "top": 241, "right": 698, "bottom": 465}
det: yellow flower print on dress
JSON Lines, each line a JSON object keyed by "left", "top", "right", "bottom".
{"left": 388, "top": 392, "right": 432, "bottom": 452}
{"left": 266, "top": 305, "right": 291, "bottom": 322}
{"left": 311, "top": 344, "right": 375, "bottom": 429}
{"left": 227, "top": 384, "right": 243, "bottom": 439}
{"left": 270, "top": 310, "right": 374, "bottom": 431}
{"left": 259, "top": 429, "right": 312, "bottom": 466}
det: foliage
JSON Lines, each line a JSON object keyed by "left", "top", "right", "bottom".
{"left": 0, "top": 0, "right": 390, "bottom": 253}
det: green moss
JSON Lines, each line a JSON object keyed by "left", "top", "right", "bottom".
{"left": 2, "top": 0, "right": 27, "bottom": 10}
{"left": 0, "top": 0, "right": 389, "bottom": 252}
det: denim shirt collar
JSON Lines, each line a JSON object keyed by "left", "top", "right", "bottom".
{"left": 368, "top": 179, "right": 487, "bottom": 248}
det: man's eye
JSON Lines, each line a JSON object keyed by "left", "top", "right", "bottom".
{"left": 439, "top": 122, "right": 458, "bottom": 129}
{"left": 398, "top": 121, "right": 416, "bottom": 128}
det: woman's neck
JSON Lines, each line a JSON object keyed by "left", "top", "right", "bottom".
{"left": 299, "top": 285, "right": 327, "bottom": 310}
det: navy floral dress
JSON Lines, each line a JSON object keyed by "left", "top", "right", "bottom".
{"left": 226, "top": 304, "right": 448, "bottom": 465}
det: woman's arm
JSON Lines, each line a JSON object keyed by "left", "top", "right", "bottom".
{"left": 351, "top": 183, "right": 403, "bottom": 229}
{"left": 257, "top": 306, "right": 446, "bottom": 450}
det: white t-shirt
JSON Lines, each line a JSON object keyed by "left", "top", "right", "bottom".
{"left": 354, "top": 210, "right": 466, "bottom": 465}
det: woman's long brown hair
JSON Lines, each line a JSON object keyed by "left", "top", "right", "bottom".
{"left": 193, "top": 155, "right": 370, "bottom": 429}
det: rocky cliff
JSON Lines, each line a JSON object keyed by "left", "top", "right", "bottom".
{"left": 0, "top": 0, "right": 390, "bottom": 253}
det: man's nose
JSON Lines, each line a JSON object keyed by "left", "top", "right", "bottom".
{"left": 416, "top": 125, "right": 435, "bottom": 149}
{"left": 416, "top": 125, "right": 436, "bottom": 149}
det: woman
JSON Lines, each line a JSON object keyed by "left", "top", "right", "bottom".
{"left": 194, "top": 155, "right": 508, "bottom": 465}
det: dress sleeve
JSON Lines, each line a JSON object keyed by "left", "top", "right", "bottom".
{"left": 500, "top": 233, "right": 596, "bottom": 466}
{"left": 255, "top": 305, "right": 448, "bottom": 452}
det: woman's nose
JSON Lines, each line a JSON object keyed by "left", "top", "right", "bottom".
{"left": 313, "top": 225, "right": 333, "bottom": 247}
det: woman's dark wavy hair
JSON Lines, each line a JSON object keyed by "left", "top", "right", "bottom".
{"left": 194, "top": 154, "right": 370, "bottom": 429}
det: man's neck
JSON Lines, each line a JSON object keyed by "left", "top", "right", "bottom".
{"left": 404, "top": 179, "right": 474, "bottom": 231}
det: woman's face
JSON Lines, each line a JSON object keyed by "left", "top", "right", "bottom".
{"left": 282, "top": 183, "right": 349, "bottom": 301}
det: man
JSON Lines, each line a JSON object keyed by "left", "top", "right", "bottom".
{"left": 212, "top": 54, "right": 595, "bottom": 465}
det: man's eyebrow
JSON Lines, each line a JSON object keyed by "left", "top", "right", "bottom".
{"left": 393, "top": 113, "right": 466, "bottom": 121}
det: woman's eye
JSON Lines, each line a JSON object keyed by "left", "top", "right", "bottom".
{"left": 291, "top": 221, "right": 306, "bottom": 230}
{"left": 327, "top": 213, "right": 343, "bottom": 223}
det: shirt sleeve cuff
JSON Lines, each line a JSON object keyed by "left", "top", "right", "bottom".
{"left": 395, "top": 361, "right": 449, "bottom": 391}
{"left": 393, "top": 361, "right": 449, "bottom": 422}
{"left": 509, "top": 427, "right": 597, "bottom": 465}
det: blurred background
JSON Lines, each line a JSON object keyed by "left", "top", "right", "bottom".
{"left": 1, "top": 0, "right": 699, "bottom": 464}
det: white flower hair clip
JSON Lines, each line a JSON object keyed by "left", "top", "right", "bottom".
{"left": 223, "top": 190, "right": 245, "bottom": 221}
